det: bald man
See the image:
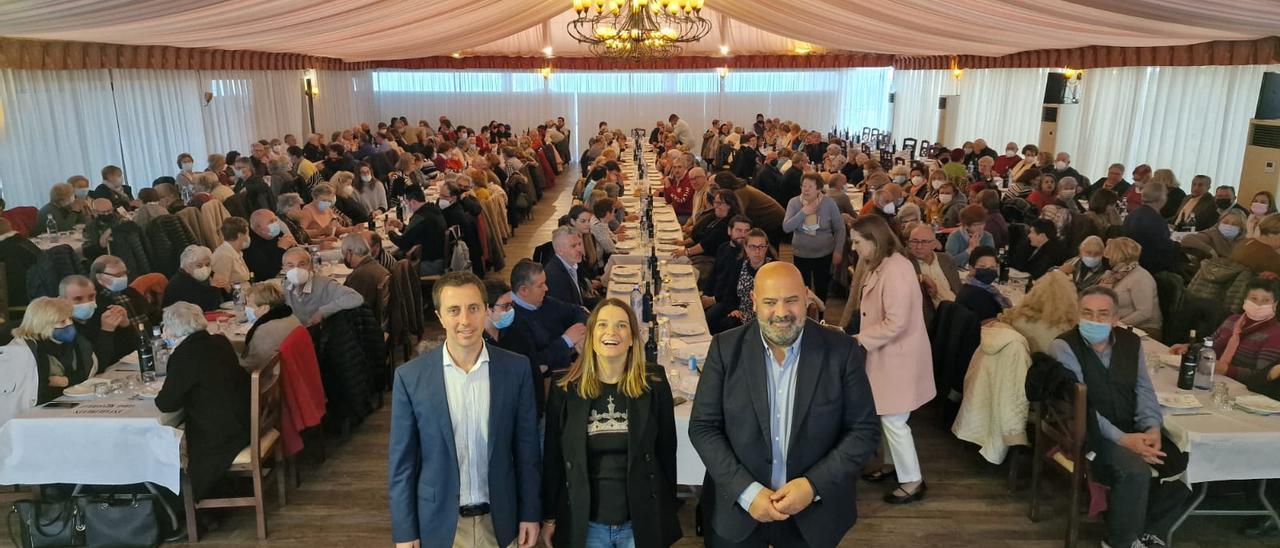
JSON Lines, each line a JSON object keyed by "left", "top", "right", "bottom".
{"left": 690, "top": 262, "right": 880, "bottom": 547}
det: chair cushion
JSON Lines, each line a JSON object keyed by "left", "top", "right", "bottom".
{"left": 231, "top": 429, "right": 280, "bottom": 465}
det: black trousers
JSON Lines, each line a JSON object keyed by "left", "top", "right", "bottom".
{"left": 1094, "top": 433, "right": 1190, "bottom": 545}
{"left": 793, "top": 254, "right": 833, "bottom": 302}
{"left": 706, "top": 518, "right": 807, "bottom": 548}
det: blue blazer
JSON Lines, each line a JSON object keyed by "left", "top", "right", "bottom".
{"left": 389, "top": 344, "right": 541, "bottom": 546}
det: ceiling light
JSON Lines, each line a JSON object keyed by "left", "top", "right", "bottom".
{"left": 450, "top": 52, "right": 462, "bottom": 58}
{"left": 793, "top": 43, "right": 811, "bottom": 55}
{"left": 542, "top": 46, "right": 554, "bottom": 57}
{"left": 719, "top": 44, "right": 729, "bottom": 55}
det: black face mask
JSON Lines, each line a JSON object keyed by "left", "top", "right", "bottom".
{"left": 96, "top": 214, "right": 117, "bottom": 225}
{"left": 973, "top": 267, "right": 999, "bottom": 284}
{"left": 1216, "top": 198, "right": 1233, "bottom": 209}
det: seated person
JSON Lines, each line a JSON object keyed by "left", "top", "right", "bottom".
{"left": 1023, "top": 218, "right": 1070, "bottom": 280}
{"left": 1180, "top": 209, "right": 1245, "bottom": 260}
{"left": 995, "top": 270, "right": 1078, "bottom": 354}
{"left": 280, "top": 246, "right": 364, "bottom": 326}
{"left": 82, "top": 198, "right": 122, "bottom": 261}
{"left": 211, "top": 217, "right": 253, "bottom": 285}
{"left": 386, "top": 185, "right": 447, "bottom": 275}
{"left": 587, "top": 198, "right": 619, "bottom": 260}
{"left": 0, "top": 218, "right": 39, "bottom": 307}
{"left": 1171, "top": 277, "right": 1280, "bottom": 387}
{"left": 700, "top": 215, "right": 753, "bottom": 303}
{"left": 955, "top": 246, "right": 1009, "bottom": 324}
{"left": 706, "top": 228, "right": 772, "bottom": 334}
{"left": 90, "top": 254, "right": 153, "bottom": 329}
{"left": 154, "top": 302, "right": 251, "bottom": 503}
{"left": 274, "top": 192, "right": 311, "bottom": 246}
{"left": 568, "top": 204, "right": 604, "bottom": 273}
{"left": 945, "top": 205, "right": 996, "bottom": 266}
{"left": 1231, "top": 212, "right": 1280, "bottom": 277}
{"left": 481, "top": 280, "right": 515, "bottom": 345}
{"left": 329, "top": 170, "right": 371, "bottom": 225}
{"left": 243, "top": 209, "right": 297, "bottom": 282}
{"left": 544, "top": 226, "right": 598, "bottom": 309}
{"left": 1099, "top": 237, "right": 1162, "bottom": 340}
{"left": 131, "top": 187, "right": 169, "bottom": 229}
{"left": 675, "top": 189, "right": 738, "bottom": 281}
{"left": 503, "top": 259, "right": 588, "bottom": 384}
{"left": 59, "top": 274, "right": 132, "bottom": 366}
{"left": 35, "top": 182, "right": 89, "bottom": 234}
{"left": 240, "top": 282, "right": 303, "bottom": 371}
{"left": 340, "top": 233, "right": 390, "bottom": 324}
{"left": 1057, "top": 235, "right": 1108, "bottom": 292}
{"left": 89, "top": 164, "right": 137, "bottom": 211}
{"left": 299, "top": 183, "right": 361, "bottom": 241}
{"left": 1049, "top": 287, "right": 1188, "bottom": 548}
{"left": 12, "top": 297, "right": 98, "bottom": 404}
{"left": 905, "top": 223, "right": 960, "bottom": 310}
{"left": 164, "top": 245, "right": 230, "bottom": 312}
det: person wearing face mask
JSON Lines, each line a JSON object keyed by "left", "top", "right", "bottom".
{"left": 81, "top": 198, "right": 121, "bottom": 261}
{"left": 209, "top": 218, "right": 254, "bottom": 286}
{"left": 340, "top": 232, "right": 390, "bottom": 324}
{"left": 1054, "top": 176, "right": 1083, "bottom": 214}
{"left": 1057, "top": 235, "right": 1108, "bottom": 291}
{"left": 1213, "top": 183, "right": 1249, "bottom": 217}
{"left": 353, "top": 161, "right": 388, "bottom": 214}
{"left": 1098, "top": 237, "right": 1162, "bottom": 339}
{"left": 955, "top": 246, "right": 1010, "bottom": 324}
{"left": 11, "top": 297, "right": 99, "bottom": 404}
{"left": 176, "top": 152, "right": 198, "bottom": 191}
{"left": 280, "top": 247, "right": 364, "bottom": 327}
{"left": 482, "top": 281, "right": 516, "bottom": 344}
{"left": 299, "top": 183, "right": 359, "bottom": 241}
{"left": 386, "top": 186, "right": 447, "bottom": 275}
{"left": 1246, "top": 190, "right": 1277, "bottom": 237}
{"left": 1046, "top": 152, "right": 1083, "bottom": 184}
{"left": 1049, "top": 287, "right": 1188, "bottom": 548}
{"left": 1171, "top": 277, "right": 1280, "bottom": 389}
{"left": 1007, "top": 144, "right": 1039, "bottom": 184}
{"left": 931, "top": 181, "right": 967, "bottom": 228}
{"left": 244, "top": 209, "right": 298, "bottom": 282}
{"left": 57, "top": 275, "right": 127, "bottom": 366}
{"left": 35, "top": 182, "right": 90, "bottom": 235}
{"left": 66, "top": 175, "right": 94, "bottom": 213}
{"left": 163, "top": 245, "right": 230, "bottom": 312}
{"left": 938, "top": 149, "right": 968, "bottom": 181}
{"left": 991, "top": 142, "right": 1021, "bottom": 178}
{"left": 239, "top": 282, "right": 301, "bottom": 371}
{"left": 90, "top": 165, "right": 138, "bottom": 211}
{"left": 1181, "top": 209, "right": 1246, "bottom": 260}
{"left": 945, "top": 205, "right": 995, "bottom": 266}
{"left": 905, "top": 167, "right": 930, "bottom": 201}
{"left": 438, "top": 180, "right": 486, "bottom": 277}
{"left": 87, "top": 254, "right": 154, "bottom": 347}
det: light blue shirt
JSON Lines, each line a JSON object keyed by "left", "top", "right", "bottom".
{"left": 944, "top": 228, "right": 996, "bottom": 266}
{"left": 737, "top": 329, "right": 804, "bottom": 511}
{"left": 512, "top": 292, "right": 575, "bottom": 349}
{"left": 1048, "top": 335, "right": 1163, "bottom": 442}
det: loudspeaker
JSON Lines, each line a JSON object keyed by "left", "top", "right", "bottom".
{"left": 1044, "top": 73, "right": 1068, "bottom": 105}
{"left": 939, "top": 97, "right": 948, "bottom": 109}
{"left": 1258, "top": 72, "right": 1280, "bottom": 120}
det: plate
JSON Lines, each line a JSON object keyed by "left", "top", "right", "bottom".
{"left": 655, "top": 304, "right": 687, "bottom": 316}
{"left": 670, "top": 322, "right": 705, "bottom": 336}
{"left": 666, "top": 264, "right": 696, "bottom": 276}
{"left": 666, "top": 277, "right": 697, "bottom": 290}
{"left": 616, "top": 241, "right": 639, "bottom": 250}
{"left": 1236, "top": 395, "right": 1280, "bottom": 414}
{"left": 63, "top": 378, "right": 111, "bottom": 398}
{"left": 657, "top": 235, "right": 680, "bottom": 244}
{"left": 658, "top": 226, "right": 681, "bottom": 233}
{"left": 1159, "top": 354, "right": 1182, "bottom": 367}
{"left": 219, "top": 301, "right": 235, "bottom": 310}
{"left": 1157, "top": 392, "right": 1202, "bottom": 409}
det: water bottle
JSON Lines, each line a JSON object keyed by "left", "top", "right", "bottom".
{"left": 45, "top": 215, "right": 58, "bottom": 242}
{"left": 151, "top": 325, "right": 169, "bottom": 378}
{"left": 631, "top": 284, "right": 644, "bottom": 321}
{"left": 688, "top": 355, "right": 698, "bottom": 374}
{"left": 1195, "top": 336, "right": 1216, "bottom": 390}
{"left": 1184, "top": 212, "right": 1197, "bottom": 232}
{"left": 232, "top": 283, "right": 246, "bottom": 323}
{"left": 1177, "top": 330, "right": 1200, "bottom": 391}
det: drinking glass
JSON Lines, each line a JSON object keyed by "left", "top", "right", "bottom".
{"left": 93, "top": 382, "right": 111, "bottom": 398}
{"left": 1211, "top": 381, "right": 1231, "bottom": 409}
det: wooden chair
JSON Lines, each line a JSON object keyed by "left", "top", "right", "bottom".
{"left": 1028, "top": 382, "right": 1088, "bottom": 548}
{"left": 182, "top": 355, "right": 288, "bottom": 541}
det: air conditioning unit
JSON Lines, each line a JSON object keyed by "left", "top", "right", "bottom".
{"left": 1039, "top": 105, "right": 1059, "bottom": 152}
{"left": 1239, "top": 119, "right": 1280, "bottom": 201}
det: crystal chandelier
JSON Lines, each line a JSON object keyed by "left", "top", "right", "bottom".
{"left": 569, "top": 0, "right": 711, "bottom": 60}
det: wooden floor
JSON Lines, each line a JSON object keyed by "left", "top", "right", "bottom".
{"left": 3, "top": 167, "right": 1272, "bottom": 548}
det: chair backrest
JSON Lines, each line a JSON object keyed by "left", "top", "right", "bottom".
{"left": 129, "top": 273, "right": 169, "bottom": 310}
{"left": 2, "top": 207, "right": 37, "bottom": 237}
{"left": 1040, "top": 382, "right": 1088, "bottom": 469}
{"left": 250, "top": 354, "right": 284, "bottom": 466}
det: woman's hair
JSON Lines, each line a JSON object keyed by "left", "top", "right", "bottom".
{"left": 558, "top": 299, "right": 650, "bottom": 400}
{"left": 800, "top": 171, "right": 825, "bottom": 192}
{"left": 13, "top": 297, "right": 72, "bottom": 341}
{"left": 959, "top": 204, "right": 987, "bottom": 225}
{"left": 1078, "top": 235, "right": 1105, "bottom": 255}
{"left": 179, "top": 245, "right": 212, "bottom": 270}
{"left": 1258, "top": 214, "right": 1280, "bottom": 236}
{"left": 330, "top": 171, "right": 354, "bottom": 189}
{"left": 49, "top": 182, "right": 73, "bottom": 203}
{"left": 1088, "top": 188, "right": 1118, "bottom": 215}
{"left": 997, "top": 270, "right": 1079, "bottom": 330}
{"left": 311, "top": 182, "right": 335, "bottom": 200}
{"left": 207, "top": 153, "right": 226, "bottom": 168}
{"left": 220, "top": 216, "right": 249, "bottom": 241}
{"left": 1246, "top": 276, "right": 1280, "bottom": 299}
{"left": 245, "top": 281, "right": 286, "bottom": 308}
{"left": 1219, "top": 209, "right": 1247, "bottom": 227}
{"left": 714, "top": 189, "right": 741, "bottom": 217}
{"left": 850, "top": 214, "right": 904, "bottom": 268}
{"left": 976, "top": 189, "right": 1000, "bottom": 211}
{"left": 1104, "top": 237, "right": 1142, "bottom": 265}
{"left": 1037, "top": 174, "right": 1057, "bottom": 193}
{"left": 1151, "top": 168, "right": 1179, "bottom": 189}
{"left": 968, "top": 245, "right": 998, "bottom": 268}
{"left": 163, "top": 302, "right": 208, "bottom": 338}
{"left": 1253, "top": 191, "right": 1278, "bottom": 214}
{"left": 276, "top": 192, "right": 303, "bottom": 214}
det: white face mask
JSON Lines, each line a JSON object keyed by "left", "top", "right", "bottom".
{"left": 931, "top": 179, "right": 944, "bottom": 190}
{"left": 181, "top": 162, "right": 194, "bottom": 172}
{"left": 882, "top": 201, "right": 897, "bottom": 215}
{"left": 910, "top": 176, "right": 925, "bottom": 187}
{"left": 1054, "top": 161, "right": 1068, "bottom": 171}
{"left": 191, "top": 266, "right": 211, "bottom": 282}
{"left": 938, "top": 193, "right": 954, "bottom": 204}
{"left": 1005, "top": 149, "right": 1017, "bottom": 157}
{"left": 286, "top": 267, "right": 311, "bottom": 287}
{"left": 1243, "top": 300, "right": 1276, "bottom": 322}
{"left": 438, "top": 198, "right": 451, "bottom": 209}
{"left": 360, "top": 174, "right": 372, "bottom": 183}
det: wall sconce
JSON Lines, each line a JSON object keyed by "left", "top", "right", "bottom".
{"left": 717, "top": 66, "right": 729, "bottom": 79}
{"left": 950, "top": 56, "right": 963, "bottom": 79}
{"left": 540, "top": 67, "right": 553, "bottom": 79}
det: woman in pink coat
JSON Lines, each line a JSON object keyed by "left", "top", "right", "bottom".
{"left": 850, "top": 215, "right": 936, "bottom": 504}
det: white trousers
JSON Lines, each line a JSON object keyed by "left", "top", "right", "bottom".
{"left": 881, "top": 412, "right": 923, "bottom": 483}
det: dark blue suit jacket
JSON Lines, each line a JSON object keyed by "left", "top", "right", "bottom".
{"left": 544, "top": 255, "right": 586, "bottom": 308}
{"left": 388, "top": 344, "right": 541, "bottom": 546}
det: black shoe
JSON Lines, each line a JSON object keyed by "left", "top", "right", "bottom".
{"left": 1243, "top": 517, "right": 1280, "bottom": 538}
{"left": 1139, "top": 533, "right": 1167, "bottom": 547}
{"left": 861, "top": 468, "right": 896, "bottom": 483}
{"left": 883, "top": 482, "right": 926, "bottom": 504}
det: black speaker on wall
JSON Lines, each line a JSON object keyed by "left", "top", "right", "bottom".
{"left": 1044, "top": 73, "right": 1068, "bottom": 105}
{"left": 1258, "top": 72, "right": 1280, "bottom": 120}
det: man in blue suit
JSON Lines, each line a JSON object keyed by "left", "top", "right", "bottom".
{"left": 389, "top": 271, "right": 541, "bottom": 548}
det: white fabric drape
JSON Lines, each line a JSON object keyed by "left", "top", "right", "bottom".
{"left": 0, "top": 69, "right": 121, "bottom": 208}
{"left": 891, "top": 70, "right": 958, "bottom": 145}
{"left": 1, "top": 1, "right": 1275, "bottom": 60}
{"left": 199, "top": 70, "right": 307, "bottom": 154}
{"left": 110, "top": 69, "right": 208, "bottom": 186}
{"left": 951, "top": 69, "right": 1049, "bottom": 148}
{"left": 313, "top": 70, "right": 377, "bottom": 135}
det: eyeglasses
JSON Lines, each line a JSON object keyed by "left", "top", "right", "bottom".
{"left": 492, "top": 302, "right": 514, "bottom": 312}
{"left": 907, "top": 239, "right": 935, "bottom": 246}
{"left": 746, "top": 244, "right": 770, "bottom": 251}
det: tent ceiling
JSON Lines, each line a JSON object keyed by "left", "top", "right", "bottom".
{"left": 0, "top": 0, "right": 1275, "bottom": 62}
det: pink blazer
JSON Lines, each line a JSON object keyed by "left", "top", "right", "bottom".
{"left": 857, "top": 252, "right": 936, "bottom": 415}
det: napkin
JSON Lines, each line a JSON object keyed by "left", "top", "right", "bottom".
{"left": 1156, "top": 392, "right": 1201, "bottom": 409}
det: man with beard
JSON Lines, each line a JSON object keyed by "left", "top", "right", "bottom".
{"left": 690, "top": 261, "right": 880, "bottom": 547}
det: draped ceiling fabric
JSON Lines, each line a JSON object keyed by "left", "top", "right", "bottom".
{"left": 0, "top": 1, "right": 1277, "bottom": 67}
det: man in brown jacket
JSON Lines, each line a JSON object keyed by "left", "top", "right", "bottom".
{"left": 341, "top": 233, "right": 390, "bottom": 325}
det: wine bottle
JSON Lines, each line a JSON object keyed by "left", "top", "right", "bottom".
{"left": 1177, "top": 329, "right": 1200, "bottom": 391}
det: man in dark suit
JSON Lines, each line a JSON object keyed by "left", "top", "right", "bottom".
{"left": 1122, "top": 181, "right": 1177, "bottom": 274}
{"left": 751, "top": 150, "right": 783, "bottom": 203}
{"left": 504, "top": 259, "right": 588, "bottom": 380}
{"left": 690, "top": 262, "right": 881, "bottom": 547}
{"left": 89, "top": 164, "right": 137, "bottom": 211}
{"left": 543, "top": 226, "right": 596, "bottom": 309}
{"left": 243, "top": 209, "right": 297, "bottom": 282}
{"left": 389, "top": 272, "right": 541, "bottom": 548}
{"left": 1170, "top": 174, "right": 1219, "bottom": 231}
{"left": 387, "top": 186, "right": 447, "bottom": 275}
{"left": 701, "top": 215, "right": 752, "bottom": 301}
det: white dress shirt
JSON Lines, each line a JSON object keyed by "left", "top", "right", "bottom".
{"left": 442, "top": 344, "right": 492, "bottom": 506}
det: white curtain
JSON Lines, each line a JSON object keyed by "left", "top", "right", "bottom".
{"left": 951, "top": 68, "right": 1049, "bottom": 147}
{"left": 891, "top": 69, "right": 957, "bottom": 145}
{"left": 253, "top": 70, "right": 306, "bottom": 142}
{"left": 197, "top": 70, "right": 307, "bottom": 153}
{"left": 1066, "top": 65, "right": 1275, "bottom": 188}
{"left": 109, "top": 69, "right": 208, "bottom": 186}
{"left": 373, "top": 70, "right": 556, "bottom": 135}
{"left": 313, "top": 70, "right": 376, "bottom": 135}
{"left": 0, "top": 69, "right": 122, "bottom": 208}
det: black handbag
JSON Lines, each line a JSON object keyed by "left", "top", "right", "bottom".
{"left": 8, "top": 499, "right": 83, "bottom": 548}
{"left": 73, "top": 494, "right": 160, "bottom": 548}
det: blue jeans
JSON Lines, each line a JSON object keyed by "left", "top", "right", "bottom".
{"left": 585, "top": 521, "right": 634, "bottom": 548}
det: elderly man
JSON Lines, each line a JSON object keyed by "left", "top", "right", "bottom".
{"left": 1047, "top": 152, "right": 1084, "bottom": 184}
{"left": 1084, "top": 162, "right": 1131, "bottom": 201}
{"left": 280, "top": 246, "right": 363, "bottom": 326}
{"left": 386, "top": 186, "right": 447, "bottom": 275}
{"left": 503, "top": 259, "right": 588, "bottom": 382}
{"left": 662, "top": 154, "right": 697, "bottom": 222}
{"left": 543, "top": 226, "right": 595, "bottom": 309}
{"left": 59, "top": 274, "right": 131, "bottom": 366}
{"left": 1172, "top": 174, "right": 1219, "bottom": 231}
{"left": 82, "top": 198, "right": 121, "bottom": 261}
{"left": 684, "top": 167, "right": 711, "bottom": 225}
{"left": 1214, "top": 184, "right": 1249, "bottom": 216}
{"left": 1049, "top": 287, "right": 1188, "bottom": 548}
{"left": 1122, "top": 181, "right": 1176, "bottom": 274}
{"left": 964, "top": 138, "right": 998, "bottom": 166}
{"left": 211, "top": 217, "right": 253, "bottom": 285}
{"left": 88, "top": 254, "right": 153, "bottom": 350}
{"left": 906, "top": 224, "right": 960, "bottom": 311}
{"left": 163, "top": 244, "right": 229, "bottom": 311}
{"left": 244, "top": 209, "right": 297, "bottom": 282}
{"left": 35, "top": 182, "right": 89, "bottom": 235}
{"left": 1122, "top": 164, "right": 1154, "bottom": 212}
{"left": 90, "top": 165, "right": 137, "bottom": 210}
{"left": 993, "top": 142, "right": 1021, "bottom": 177}
{"left": 690, "top": 261, "right": 880, "bottom": 547}
{"left": 341, "top": 233, "right": 390, "bottom": 324}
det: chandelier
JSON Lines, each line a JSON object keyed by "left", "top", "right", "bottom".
{"left": 569, "top": 0, "right": 712, "bottom": 60}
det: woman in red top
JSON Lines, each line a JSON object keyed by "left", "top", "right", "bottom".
{"left": 1027, "top": 174, "right": 1060, "bottom": 211}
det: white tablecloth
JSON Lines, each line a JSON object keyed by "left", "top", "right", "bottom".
{"left": 0, "top": 369, "right": 184, "bottom": 492}
{"left": 33, "top": 230, "right": 85, "bottom": 253}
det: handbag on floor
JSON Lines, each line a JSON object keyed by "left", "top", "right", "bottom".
{"left": 73, "top": 494, "right": 161, "bottom": 548}
{"left": 8, "top": 498, "right": 82, "bottom": 548}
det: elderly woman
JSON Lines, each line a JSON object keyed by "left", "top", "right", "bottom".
{"left": 328, "top": 171, "right": 371, "bottom": 224}
{"left": 206, "top": 153, "right": 232, "bottom": 191}
{"left": 783, "top": 172, "right": 847, "bottom": 301}
{"left": 154, "top": 302, "right": 250, "bottom": 502}
{"left": 176, "top": 153, "right": 198, "bottom": 192}
{"left": 1057, "top": 235, "right": 1108, "bottom": 291}
{"left": 931, "top": 181, "right": 967, "bottom": 228}
{"left": 211, "top": 217, "right": 253, "bottom": 285}
{"left": 11, "top": 297, "right": 98, "bottom": 404}
{"left": 35, "top": 182, "right": 90, "bottom": 235}
{"left": 1057, "top": 176, "right": 1083, "bottom": 213}
{"left": 164, "top": 245, "right": 229, "bottom": 311}
{"left": 1100, "top": 237, "right": 1163, "bottom": 338}
{"left": 1248, "top": 191, "right": 1277, "bottom": 237}
{"left": 239, "top": 282, "right": 302, "bottom": 370}
{"left": 1023, "top": 218, "right": 1071, "bottom": 280}
{"left": 956, "top": 246, "right": 1009, "bottom": 324}
{"left": 1170, "top": 277, "right": 1280, "bottom": 389}
{"left": 996, "top": 270, "right": 1080, "bottom": 353}
{"left": 1182, "top": 209, "right": 1246, "bottom": 259}
{"left": 274, "top": 192, "right": 311, "bottom": 246}
{"left": 946, "top": 205, "right": 996, "bottom": 266}
{"left": 354, "top": 161, "right": 388, "bottom": 213}
{"left": 299, "top": 183, "right": 360, "bottom": 240}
